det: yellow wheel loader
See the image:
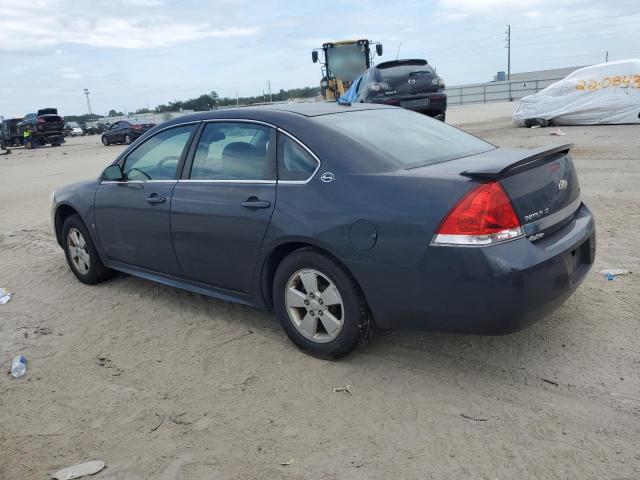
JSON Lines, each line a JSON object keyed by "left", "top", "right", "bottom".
{"left": 312, "top": 39, "right": 383, "bottom": 101}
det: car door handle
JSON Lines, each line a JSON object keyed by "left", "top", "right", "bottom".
{"left": 241, "top": 198, "right": 271, "bottom": 209}
{"left": 146, "top": 194, "right": 166, "bottom": 204}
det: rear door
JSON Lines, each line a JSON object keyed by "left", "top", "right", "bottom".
{"left": 171, "top": 121, "right": 277, "bottom": 293}
{"left": 94, "top": 123, "right": 198, "bottom": 275}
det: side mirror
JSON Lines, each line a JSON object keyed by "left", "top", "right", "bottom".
{"left": 102, "top": 164, "right": 124, "bottom": 181}
{"left": 311, "top": 51, "right": 319, "bottom": 63}
{"left": 376, "top": 44, "right": 383, "bottom": 56}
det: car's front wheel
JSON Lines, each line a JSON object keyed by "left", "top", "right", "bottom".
{"left": 273, "top": 248, "right": 374, "bottom": 359}
{"left": 62, "top": 215, "right": 112, "bottom": 285}
{"left": 102, "top": 136, "right": 110, "bottom": 146}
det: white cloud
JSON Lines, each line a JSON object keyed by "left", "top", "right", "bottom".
{"left": 0, "top": 1, "right": 260, "bottom": 51}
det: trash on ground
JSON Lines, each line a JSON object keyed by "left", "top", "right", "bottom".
{"left": 0, "top": 287, "right": 12, "bottom": 304}
{"left": 280, "top": 458, "right": 295, "bottom": 466}
{"left": 600, "top": 268, "right": 631, "bottom": 280}
{"left": 10, "top": 355, "right": 27, "bottom": 378}
{"left": 550, "top": 128, "right": 566, "bottom": 136}
{"left": 332, "top": 385, "right": 352, "bottom": 395}
{"left": 460, "top": 413, "right": 488, "bottom": 422}
{"left": 541, "top": 378, "right": 559, "bottom": 387}
{"left": 52, "top": 460, "right": 105, "bottom": 480}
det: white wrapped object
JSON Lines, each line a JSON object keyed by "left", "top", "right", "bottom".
{"left": 514, "top": 59, "right": 640, "bottom": 126}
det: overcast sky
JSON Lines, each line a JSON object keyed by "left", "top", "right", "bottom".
{"left": 1, "top": 0, "right": 639, "bottom": 116}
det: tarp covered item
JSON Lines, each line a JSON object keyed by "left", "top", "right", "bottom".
{"left": 514, "top": 59, "right": 640, "bottom": 126}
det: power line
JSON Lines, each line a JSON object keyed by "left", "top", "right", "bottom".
{"left": 514, "top": 11, "right": 640, "bottom": 34}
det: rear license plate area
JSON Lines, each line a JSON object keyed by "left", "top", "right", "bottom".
{"left": 565, "top": 234, "right": 595, "bottom": 275}
{"left": 401, "top": 98, "right": 430, "bottom": 108}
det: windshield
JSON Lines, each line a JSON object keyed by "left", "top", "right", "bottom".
{"left": 378, "top": 63, "right": 435, "bottom": 80}
{"left": 326, "top": 44, "right": 367, "bottom": 82}
{"left": 315, "top": 109, "right": 495, "bottom": 168}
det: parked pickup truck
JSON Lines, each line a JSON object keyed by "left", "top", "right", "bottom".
{"left": 19, "top": 108, "right": 65, "bottom": 146}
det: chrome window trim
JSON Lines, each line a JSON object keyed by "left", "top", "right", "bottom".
{"left": 276, "top": 129, "right": 321, "bottom": 185}
{"left": 100, "top": 180, "right": 177, "bottom": 185}
{"left": 177, "top": 179, "right": 277, "bottom": 185}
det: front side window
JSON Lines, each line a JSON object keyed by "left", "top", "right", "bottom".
{"left": 123, "top": 124, "right": 195, "bottom": 180}
{"left": 277, "top": 134, "right": 319, "bottom": 181}
{"left": 190, "top": 122, "right": 274, "bottom": 180}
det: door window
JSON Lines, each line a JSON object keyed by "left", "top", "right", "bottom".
{"left": 189, "top": 122, "right": 275, "bottom": 180}
{"left": 277, "top": 134, "right": 320, "bottom": 181}
{"left": 122, "top": 124, "right": 195, "bottom": 181}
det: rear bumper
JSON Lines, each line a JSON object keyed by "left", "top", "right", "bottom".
{"left": 350, "top": 203, "right": 595, "bottom": 333}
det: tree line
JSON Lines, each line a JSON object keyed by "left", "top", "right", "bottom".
{"left": 64, "top": 86, "right": 319, "bottom": 122}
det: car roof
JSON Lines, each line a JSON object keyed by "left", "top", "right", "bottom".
{"left": 164, "top": 102, "right": 393, "bottom": 126}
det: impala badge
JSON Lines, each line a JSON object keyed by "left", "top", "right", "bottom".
{"left": 558, "top": 179, "right": 568, "bottom": 191}
{"left": 321, "top": 172, "right": 335, "bottom": 183}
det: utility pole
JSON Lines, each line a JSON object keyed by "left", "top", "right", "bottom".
{"left": 605, "top": 51, "right": 609, "bottom": 62}
{"left": 267, "top": 80, "right": 273, "bottom": 103}
{"left": 395, "top": 42, "right": 402, "bottom": 60}
{"left": 235, "top": 90, "right": 239, "bottom": 106}
{"left": 505, "top": 25, "right": 511, "bottom": 81}
{"left": 83, "top": 88, "right": 93, "bottom": 115}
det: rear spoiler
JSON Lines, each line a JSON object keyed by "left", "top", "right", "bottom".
{"left": 461, "top": 144, "right": 573, "bottom": 179}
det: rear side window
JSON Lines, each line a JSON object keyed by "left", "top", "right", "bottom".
{"left": 315, "top": 109, "right": 495, "bottom": 168}
{"left": 277, "top": 134, "right": 319, "bottom": 181}
{"left": 190, "top": 122, "right": 275, "bottom": 180}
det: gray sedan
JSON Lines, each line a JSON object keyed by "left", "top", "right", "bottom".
{"left": 51, "top": 103, "right": 595, "bottom": 358}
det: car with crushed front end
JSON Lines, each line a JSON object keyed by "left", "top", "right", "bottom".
{"left": 51, "top": 103, "right": 595, "bottom": 358}
{"left": 343, "top": 59, "right": 447, "bottom": 121}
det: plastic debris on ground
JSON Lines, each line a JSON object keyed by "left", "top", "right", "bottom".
{"left": 10, "top": 355, "right": 27, "bottom": 378}
{"left": 600, "top": 268, "right": 631, "bottom": 280}
{"left": 550, "top": 128, "right": 566, "bottom": 136}
{"left": 280, "top": 458, "right": 295, "bottom": 466}
{"left": 332, "top": 385, "right": 352, "bottom": 395}
{"left": 52, "top": 460, "right": 105, "bottom": 480}
{"left": 0, "top": 287, "right": 12, "bottom": 304}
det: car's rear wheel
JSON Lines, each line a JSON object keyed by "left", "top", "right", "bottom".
{"left": 102, "top": 136, "right": 110, "bottom": 146}
{"left": 273, "top": 248, "right": 374, "bottom": 359}
{"left": 125, "top": 134, "right": 132, "bottom": 145}
{"left": 62, "top": 215, "right": 112, "bottom": 285}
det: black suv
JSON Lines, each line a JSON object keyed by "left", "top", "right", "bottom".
{"left": 101, "top": 120, "right": 155, "bottom": 146}
{"left": 346, "top": 59, "right": 447, "bottom": 121}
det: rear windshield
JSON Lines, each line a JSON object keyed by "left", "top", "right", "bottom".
{"left": 378, "top": 62, "right": 434, "bottom": 79}
{"left": 315, "top": 108, "right": 495, "bottom": 168}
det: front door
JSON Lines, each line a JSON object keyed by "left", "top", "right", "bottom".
{"left": 95, "top": 123, "right": 197, "bottom": 275}
{"left": 171, "top": 121, "right": 276, "bottom": 293}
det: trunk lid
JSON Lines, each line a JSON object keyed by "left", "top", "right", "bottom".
{"left": 427, "top": 144, "right": 581, "bottom": 240}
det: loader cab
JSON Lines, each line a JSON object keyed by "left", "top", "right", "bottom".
{"left": 312, "top": 39, "right": 383, "bottom": 101}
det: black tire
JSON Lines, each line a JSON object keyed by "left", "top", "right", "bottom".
{"left": 273, "top": 248, "right": 374, "bottom": 359}
{"left": 102, "top": 136, "right": 110, "bottom": 146}
{"left": 62, "top": 214, "right": 113, "bottom": 285}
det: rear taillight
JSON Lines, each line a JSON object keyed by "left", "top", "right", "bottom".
{"left": 432, "top": 181, "right": 522, "bottom": 246}
{"left": 37, "top": 117, "right": 45, "bottom": 123}
{"left": 367, "top": 82, "right": 389, "bottom": 92}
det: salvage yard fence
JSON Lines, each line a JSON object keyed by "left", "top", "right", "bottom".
{"left": 445, "top": 77, "right": 564, "bottom": 105}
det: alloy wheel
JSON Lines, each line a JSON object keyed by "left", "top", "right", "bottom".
{"left": 67, "top": 228, "right": 90, "bottom": 275}
{"left": 285, "top": 268, "right": 344, "bottom": 343}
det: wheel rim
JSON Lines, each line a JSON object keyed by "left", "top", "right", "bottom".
{"left": 285, "top": 268, "right": 344, "bottom": 343}
{"left": 102, "top": 137, "right": 107, "bottom": 145}
{"left": 125, "top": 135, "right": 131, "bottom": 144}
{"left": 67, "top": 228, "right": 90, "bottom": 275}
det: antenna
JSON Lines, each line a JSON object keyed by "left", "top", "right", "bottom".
{"left": 395, "top": 42, "right": 402, "bottom": 60}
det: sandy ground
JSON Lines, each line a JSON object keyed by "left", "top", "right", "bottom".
{"left": 1, "top": 105, "right": 639, "bottom": 480}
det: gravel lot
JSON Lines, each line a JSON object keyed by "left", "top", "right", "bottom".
{"left": 1, "top": 104, "right": 639, "bottom": 479}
